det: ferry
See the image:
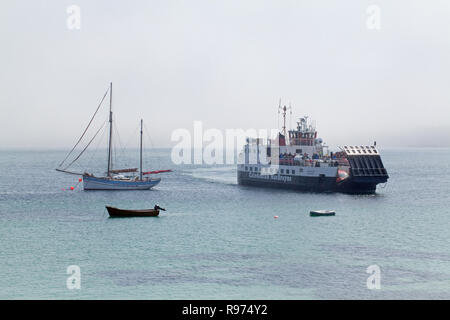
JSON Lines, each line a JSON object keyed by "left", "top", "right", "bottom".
{"left": 237, "top": 105, "right": 389, "bottom": 194}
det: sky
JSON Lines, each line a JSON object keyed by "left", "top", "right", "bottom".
{"left": 0, "top": 0, "right": 449, "bottom": 149}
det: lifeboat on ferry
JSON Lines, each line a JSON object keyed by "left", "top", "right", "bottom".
{"left": 336, "top": 169, "right": 349, "bottom": 182}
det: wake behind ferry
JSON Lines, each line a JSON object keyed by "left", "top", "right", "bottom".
{"left": 237, "top": 105, "right": 389, "bottom": 194}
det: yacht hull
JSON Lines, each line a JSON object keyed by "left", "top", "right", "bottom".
{"left": 83, "top": 175, "right": 160, "bottom": 190}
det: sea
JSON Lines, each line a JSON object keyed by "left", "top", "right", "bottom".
{"left": 0, "top": 148, "right": 449, "bottom": 299}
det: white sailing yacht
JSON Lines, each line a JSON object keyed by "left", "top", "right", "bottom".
{"left": 57, "top": 82, "right": 169, "bottom": 190}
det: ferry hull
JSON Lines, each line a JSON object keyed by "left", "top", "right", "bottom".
{"left": 237, "top": 171, "right": 382, "bottom": 194}
{"left": 83, "top": 175, "right": 160, "bottom": 190}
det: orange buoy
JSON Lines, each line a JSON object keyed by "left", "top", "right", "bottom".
{"left": 70, "top": 186, "right": 74, "bottom": 190}
{"left": 274, "top": 215, "right": 279, "bottom": 219}
{"left": 78, "top": 178, "right": 82, "bottom": 182}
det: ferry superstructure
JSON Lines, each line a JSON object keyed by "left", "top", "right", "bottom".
{"left": 237, "top": 106, "right": 389, "bottom": 194}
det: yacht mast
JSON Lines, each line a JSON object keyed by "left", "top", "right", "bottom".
{"left": 140, "top": 119, "right": 143, "bottom": 180}
{"left": 107, "top": 82, "right": 113, "bottom": 177}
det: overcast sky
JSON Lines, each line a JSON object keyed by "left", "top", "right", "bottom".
{"left": 1, "top": 0, "right": 449, "bottom": 149}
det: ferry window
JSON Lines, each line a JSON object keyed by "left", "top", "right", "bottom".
{"left": 254, "top": 167, "right": 258, "bottom": 172}
{"left": 250, "top": 167, "right": 253, "bottom": 171}
{"left": 245, "top": 166, "right": 248, "bottom": 171}
{"left": 292, "top": 169, "right": 295, "bottom": 174}
{"left": 280, "top": 169, "right": 284, "bottom": 174}
{"left": 286, "top": 169, "right": 289, "bottom": 174}
{"left": 296, "top": 149, "right": 302, "bottom": 154}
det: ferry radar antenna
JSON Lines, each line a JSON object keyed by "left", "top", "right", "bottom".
{"left": 278, "top": 102, "right": 292, "bottom": 138}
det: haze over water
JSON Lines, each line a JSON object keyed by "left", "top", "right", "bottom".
{"left": 1, "top": 1, "right": 450, "bottom": 149}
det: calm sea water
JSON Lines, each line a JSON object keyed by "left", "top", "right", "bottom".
{"left": 0, "top": 148, "right": 449, "bottom": 299}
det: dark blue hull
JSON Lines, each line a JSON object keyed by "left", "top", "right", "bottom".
{"left": 237, "top": 171, "right": 386, "bottom": 194}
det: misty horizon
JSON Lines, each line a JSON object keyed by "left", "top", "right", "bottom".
{"left": 1, "top": 1, "right": 449, "bottom": 149}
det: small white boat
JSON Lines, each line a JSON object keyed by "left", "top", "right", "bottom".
{"left": 310, "top": 210, "right": 335, "bottom": 217}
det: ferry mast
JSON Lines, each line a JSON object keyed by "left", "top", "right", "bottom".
{"left": 278, "top": 100, "right": 292, "bottom": 139}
